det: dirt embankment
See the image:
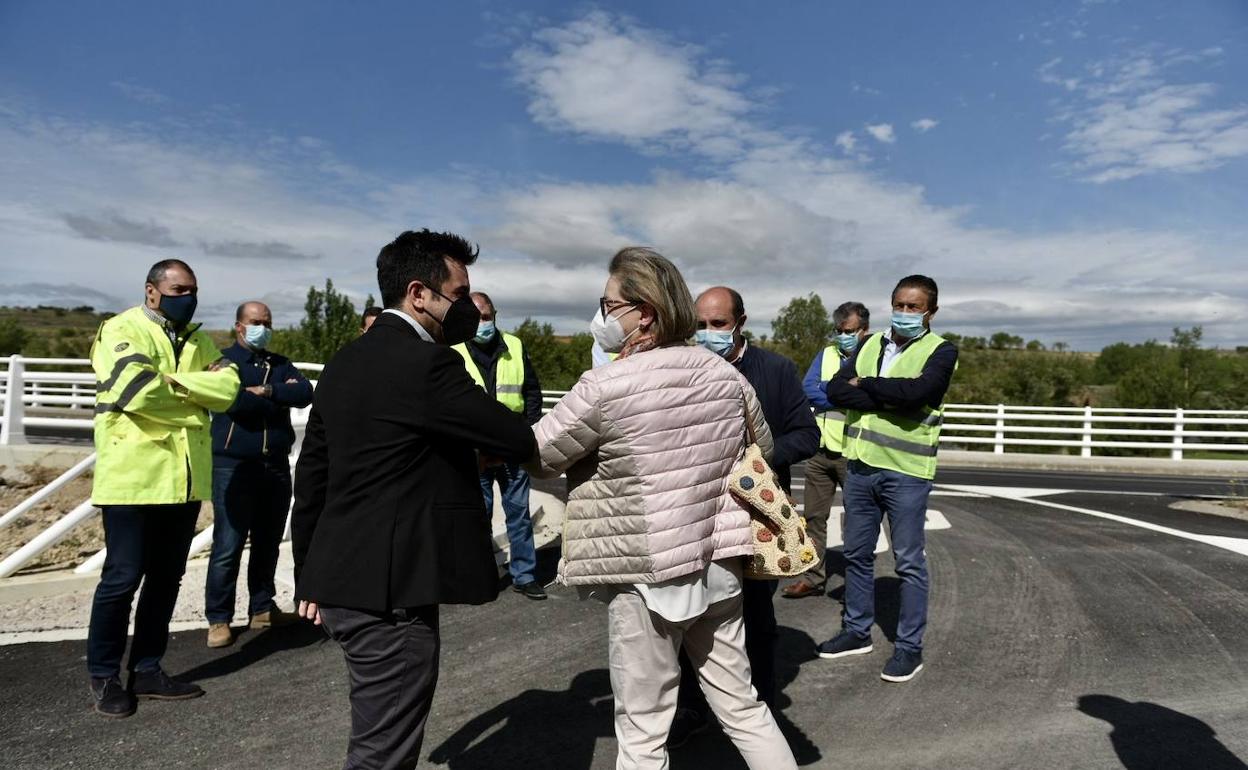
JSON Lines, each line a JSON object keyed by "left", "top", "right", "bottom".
{"left": 0, "top": 465, "right": 211, "bottom": 574}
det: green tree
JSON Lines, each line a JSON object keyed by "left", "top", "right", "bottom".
{"left": 511, "top": 318, "right": 593, "bottom": 391}
{"left": 1025, "top": 339, "right": 1045, "bottom": 352}
{"left": 0, "top": 318, "right": 28, "bottom": 356}
{"left": 989, "top": 331, "right": 1024, "bottom": 350}
{"left": 272, "top": 280, "right": 372, "bottom": 363}
{"left": 769, "top": 293, "right": 834, "bottom": 371}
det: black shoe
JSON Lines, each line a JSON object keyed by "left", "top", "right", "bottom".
{"left": 881, "top": 649, "right": 923, "bottom": 683}
{"left": 129, "top": 669, "right": 205, "bottom": 700}
{"left": 667, "top": 707, "right": 712, "bottom": 748}
{"left": 90, "top": 676, "right": 136, "bottom": 718}
{"left": 512, "top": 581, "right": 548, "bottom": 600}
{"left": 815, "top": 630, "right": 873, "bottom": 660}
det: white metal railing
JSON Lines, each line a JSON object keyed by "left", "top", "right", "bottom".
{"left": 540, "top": 392, "right": 1248, "bottom": 462}
{"left": 5, "top": 358, "right": 1245, "bottom": 461}
{"left": 2, "top": 357, "right": 1246, "bottom": 579}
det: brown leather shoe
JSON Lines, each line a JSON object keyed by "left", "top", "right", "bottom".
{"left": 206, "top": 623, "right": 234, "bottom": 648}
{"left": 781, "top": 580, "right": 826, "bottom": 599}
{"left": 249, "top": 608, "right": 299, "bottom": 629}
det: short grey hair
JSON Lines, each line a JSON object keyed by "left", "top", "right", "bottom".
{"left": 832, "top": 301, "right": 870, "bottom": 330}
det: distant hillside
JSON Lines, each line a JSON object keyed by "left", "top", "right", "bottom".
{"left": 0, "top": 305, "right": 233, "bottom": 358}
{"left": 0, "top": 305, "right": 113, "bottom": 358}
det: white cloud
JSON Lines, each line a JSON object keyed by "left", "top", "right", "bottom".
{"left": 511, "top": 11, "right": 753, "bottom": 157}
{"left": 864, "top": 123, "right": 896, "bottom": 144}
{"left": 0, "top": 14, "right": 1245, "bottom": 351}
{"left": 911, "top": 118, "right": 939, "bottom": 133}
{"left": 1042, "top": 48, "right": 1248, "bottom": 182}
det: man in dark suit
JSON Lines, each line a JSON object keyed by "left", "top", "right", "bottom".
{"left": 292, "top": 229, "right": 536, "bottom": 770}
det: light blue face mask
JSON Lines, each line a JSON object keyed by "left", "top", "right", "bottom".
{"left": 474, "top": 320, "right": 496, "bottom": 344}
{"left": 695, "top": 325, "right": 737, "bottom": 358}
{"left": 890, "top": 311, "right": 927, "bottom": 340}
{"left": 244, "top": 324, "right": 272, "bottom": 350}
{"left": 835, "top": 332, "right": 861, "bottom": 354}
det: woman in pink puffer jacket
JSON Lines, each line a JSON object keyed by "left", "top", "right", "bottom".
{"left": 527, "top": 247, "right": 798, "bottom": 770}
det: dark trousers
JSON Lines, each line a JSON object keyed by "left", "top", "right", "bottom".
{"left": 204, "top": 458, "right": 292, "bottom": 623}
{"left": 799, "top": 451, "right": 848, "bottom": 586}
{"left": 86, "top": 502, "right": 200, "bottom": 678}
{"left": 319, "top": 605, "right": 441, "bottom": 770}
{"left": 842, "top": 460, "right": 932, "bottom": 653}
{"left": 678, "top": 578, "right": 779, "bottom": 711}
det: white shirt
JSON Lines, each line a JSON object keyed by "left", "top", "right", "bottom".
{"left": 879, "top": 328, "right": 927, "bottom": 375}
{"left": 580, "top": 558, "right": 744, "bottom": 623}
{"left": 382, "top": 308, "right": 436, "bottom": 344}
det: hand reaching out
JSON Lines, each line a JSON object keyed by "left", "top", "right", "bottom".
{"left": 298, "top": 600, "right": 322, "bottom": 626}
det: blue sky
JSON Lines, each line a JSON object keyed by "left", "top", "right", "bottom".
{"left": 2, "top": 0, "right": 1247, "bottom": 348}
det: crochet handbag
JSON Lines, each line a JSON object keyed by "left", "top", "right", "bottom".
{"left": 729, "top": 400, "right": 819, "bottom": 580}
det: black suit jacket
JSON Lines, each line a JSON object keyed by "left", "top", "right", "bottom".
{"left": 292, "top": 312, "right": 536, "bottom": 611}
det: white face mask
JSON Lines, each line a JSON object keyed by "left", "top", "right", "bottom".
{"left": 590, "top": 306, "right": 639, "bottom": 354}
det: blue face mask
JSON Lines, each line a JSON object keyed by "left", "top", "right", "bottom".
{"left": 158, "top": 292, "right": 197, "bottom": 329}
{"left": 244, "top": 324, "right": 272, "bottom": 350}
{"left": 695, "top": 326, "right": 737, "bottom": 358}
{"left": 835, "top": 332, "right": 861, "bottom": 354}
{"left": 474, "top": 321, "right": 496, "bottom": 344}
{"left": 891, "top": 311, "right": 927, "bottom": 339}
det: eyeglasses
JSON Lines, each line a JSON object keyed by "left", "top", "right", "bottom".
{"left": 599, "top": 297, "right": 639, "bottom": 319}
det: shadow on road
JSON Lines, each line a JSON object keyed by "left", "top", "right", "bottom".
{"left": 175, "top": 622, "right": 328, "bottom": 683}
{"left": 671, "top": 625, "right": 824, "bottom": 768}
{"left": 1078, "top": 694, "right": 1247, "bottom": 769}
{"left": 427, "top": 668, "right": 613, "bottom": 769}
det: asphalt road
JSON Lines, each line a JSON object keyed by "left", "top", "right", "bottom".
{"left": 4, "top": 466, "right": 1248, "bottom": 769}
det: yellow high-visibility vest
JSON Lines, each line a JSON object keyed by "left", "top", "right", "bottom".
{"left": 91, "top": 306, "right": 240, "bottom": 505}
{"left": 844, "top": 331, "right": 952, "bottom": 480}
{"left": 452, "top": 332, "right": 526, "bottom": 413}
{"left": 816, "top": 344, "right": 848, "bottom": 453}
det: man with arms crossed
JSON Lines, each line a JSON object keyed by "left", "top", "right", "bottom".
{"left": 87, "top": 259, "right": 239, "bottom": 717}
{"left": 814, "top": 276, "right": 957, "bottom": 684}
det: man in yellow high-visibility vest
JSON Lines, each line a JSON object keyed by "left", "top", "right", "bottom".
{"left": 87, "top": 259, "right": 240, "bottom": 718}
{"left": 452, "top": 292, "right": 547, "bottom": 599}
{"left": 783, "top": 301, "right": 871, "bottom": 599}
{"left": 814, "top": 275, "right": 957, "bottom": 685}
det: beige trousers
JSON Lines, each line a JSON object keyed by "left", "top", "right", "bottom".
{"left": 606, "top": 590, "right": 798, "bottom": 770}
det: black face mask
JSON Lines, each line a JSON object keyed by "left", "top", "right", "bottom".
{"left": 430, "top": 289, "right": 479, "bottom": 346}
{"left": 158, "top": 292, "right": 198, "bottom": 329}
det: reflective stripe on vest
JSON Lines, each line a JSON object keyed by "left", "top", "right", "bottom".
{"left": 452, "top": 333, "right": 526, "bottom": 412}
{"left": 844, "top": 331, "right": 949, "bottom": 480}
{"left": 816, "top": 344, "right": 848, "bottom": 453}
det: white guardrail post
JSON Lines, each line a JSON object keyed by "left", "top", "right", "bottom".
{"left": 1081, "top": 405, "right": 1093, "bottom": 458}
{"left": 1172, "top": 407, "right": 1184, "bottom": 462}
{"left": 1, "top": 354, "right": 28, "bottom": 445}
{"left": 993, "top": 403, "right": 1006, "bottom": 455}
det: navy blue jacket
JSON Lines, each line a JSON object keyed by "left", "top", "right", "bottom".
{"left": 733, "top": 344, "right": 820, "bottom": 493}
{"left": 211, "top": 342, "right": 314, "bottom": 464}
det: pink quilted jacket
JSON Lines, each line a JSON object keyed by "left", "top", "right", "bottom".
{"left": 527, "top": 344, "right": 774, "bottom": 586}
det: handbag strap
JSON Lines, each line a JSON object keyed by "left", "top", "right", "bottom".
{"left": 741, "top": 384, "right": 758, "bottom": 447}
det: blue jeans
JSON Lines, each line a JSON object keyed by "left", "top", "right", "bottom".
{"left": 841, "top": 460, "right": 932, "bottom": 654}
{"left": 479, "top": 463, "right": 537, "bottom": 586}
{"left": 204, "top": 459, "right": 292, "bottom": 624}
{"left": 87, "top": 503, "right": 199, "bottom": 678}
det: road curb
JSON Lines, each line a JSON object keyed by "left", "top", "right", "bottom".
{"left": 939, "top": 450, "right": 1248, "bottom": 479}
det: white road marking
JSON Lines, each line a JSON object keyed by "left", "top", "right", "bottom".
{"left": 941, "top": 485, "right": 1248, "bottom": 558}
